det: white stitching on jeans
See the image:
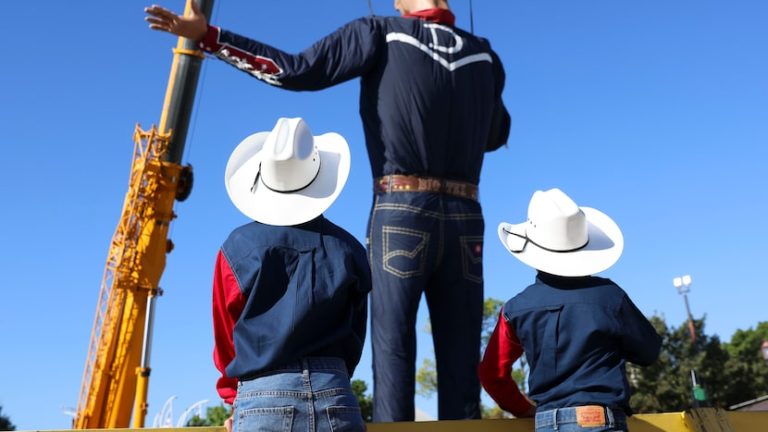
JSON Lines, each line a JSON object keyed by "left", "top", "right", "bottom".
{"left": 382, "top": 225, "right": 430, "bottom": 278}
{"left": 373, "top": 202, "right": 482, "bottom": 220}
{"left": 460, "top": 235, "right": 483, "bottom": 284}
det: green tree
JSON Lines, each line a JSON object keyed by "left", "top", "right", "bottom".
{"left": 186, "top": 415, "right": 209, "bottom": 427}
{"left": 627, "top": 315, "right": 758, "bottom": 413}
{"left": 351, "top": 379, "right": 373, "bottom": 422}
{"left": 186, "top": 404, "right": 231, "bottom": 427}
{"left": 0, "top": 406, "right": 15, "bottom": 431}
{"left": 415, "top": 357, "right": 437, "bottom": 397}
{"left": 721, "top": 322, "right": 768, "bottom": 406}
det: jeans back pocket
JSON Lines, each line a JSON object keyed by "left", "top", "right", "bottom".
{"left": 237, "top": 406, "right": 294, "bottom": 432}
{"left": 381, "top": 226, "right": 430, "bottom": 279}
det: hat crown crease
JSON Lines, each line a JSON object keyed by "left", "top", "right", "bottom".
{"left": 527, "top": 189, "right": 588, "bottom": 251}
{"left": 260, "top": 118, "right": 320, "bottom": 192}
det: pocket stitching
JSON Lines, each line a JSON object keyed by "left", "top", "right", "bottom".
{"left": 381, "top": 225, "right": 430, "bottom": 278}
{"left": 238, "top": 406, "right": 294, "bottom": 432}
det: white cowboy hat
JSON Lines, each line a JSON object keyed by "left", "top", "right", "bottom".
{"left": 497, "top": 188, "right": 623, "bottom": 277}
{"left": 225, "top": 117, "right": 350, "bottom": 226}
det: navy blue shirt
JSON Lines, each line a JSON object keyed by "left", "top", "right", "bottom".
{"left": 502, "top": 272, "right": 662, "bottom": 413}
{"left": 212, "top": 216, "right": 371, "bottom": 403}
{"left": 200, "top": 10, "right": 509, "bottom": 184}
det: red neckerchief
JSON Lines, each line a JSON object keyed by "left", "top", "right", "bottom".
{"left": 403, "top": 8, "right": 456, "bottom": 26}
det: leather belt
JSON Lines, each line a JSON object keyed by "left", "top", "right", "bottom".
{"left": 374, "top": 175, "right": 478, "bottom": 201}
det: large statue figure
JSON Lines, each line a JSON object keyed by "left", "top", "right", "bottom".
{"left": 145, "top": 0, "right": 510, "bottom": 421}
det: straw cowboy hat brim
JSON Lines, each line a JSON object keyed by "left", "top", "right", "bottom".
{"left": 225, "top": 130, "right": 350, "bottom": 226}
{"left": 498, "top": 206, "right": 624, "bottom": 277}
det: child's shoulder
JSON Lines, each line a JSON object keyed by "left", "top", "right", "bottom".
{"left": 225, "top": 221, "right": 274, "bottom": 244}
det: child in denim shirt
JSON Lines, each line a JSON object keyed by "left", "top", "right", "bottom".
{"left": 479, "top": 189, "right": 661, "bottom": 432}
{"left": 214, "top": 118, "right": 371, "bottom": 432}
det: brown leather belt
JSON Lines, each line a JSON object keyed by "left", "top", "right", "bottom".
{"left": 374, "top": 175, "right": 478, "bottom": 201}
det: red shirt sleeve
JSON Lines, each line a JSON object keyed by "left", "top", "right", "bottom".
{"left": 198, "top": 25, "right": 284, "bottom": 76}
{"left": 478, "top": 311, "right": 535, "bottom": 417}
{"left": 198, "top": 25, "right": 222, "bottom": 52}
{"left": 212, "top": 250, "right": 247, "bottom": 405}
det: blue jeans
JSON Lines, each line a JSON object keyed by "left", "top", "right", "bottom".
{"left": 233, "top": 357, "right": 364, "bottom": 432}
{"left": 368, "top": 191, "right": 484, "bottom": 421}
{"left": 535, "top": 407, "right": 628, "bottom": 432}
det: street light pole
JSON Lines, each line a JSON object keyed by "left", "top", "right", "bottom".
{"left": 673, "top": 275, "right": 696, "bottom": 343}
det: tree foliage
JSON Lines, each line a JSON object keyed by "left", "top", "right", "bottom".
{"left": 415, "top": 358, "right": 437, "bottom": 397}
{"left": 351, "top": 379, "right": 373, "bottom": 422}
{"left": 721, "top": 322, "right": 768, "bottom": 405}
{"left": 629, "top": 317, "right": 768, "bottom": 413}
{"left": 186, "top": 405, "right": 231, "bottom": 427}
{"left": 0, "top": 406, "right": 15, "bottom": 431}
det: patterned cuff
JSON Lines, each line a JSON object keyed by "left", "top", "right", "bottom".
{"left": 199, "top": 25, "right": 222, "bottom": 52}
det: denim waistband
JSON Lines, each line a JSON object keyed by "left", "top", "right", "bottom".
{"left": 535, "top": 406, "right": 626, "bottom": 430}
{"left": 254, "top": 357, "right": 348, "bottom": 376}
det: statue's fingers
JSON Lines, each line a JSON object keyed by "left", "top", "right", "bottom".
{"left": 148, "top": 23, "right": 172, "bottom": 33}
{"left": 145, "top": 5, "right": 179, "bottom": 21}
{"left": 145, "top": 16, "right": 169, "bottom": 27}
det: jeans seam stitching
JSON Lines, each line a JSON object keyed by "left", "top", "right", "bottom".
{"left": 368, "top": 194, "right": 380, "bottom": 264}
{"left": 373, "top": 203, "right": 482, "bottom": 219}
{"left": 460, "top": 235, "right": 483, "bottom": 284}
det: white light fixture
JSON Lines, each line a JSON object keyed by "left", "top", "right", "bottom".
{"left": 673, "top": 274, "right": 696, "bottom": 343}
{"left": 673, "top": 274, "right": 692, "bottom": 294}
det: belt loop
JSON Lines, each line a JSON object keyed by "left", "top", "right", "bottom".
{"left": 387, "top": 175, "right": 393, "bottom": 193}
{"left": 606, "top": 407, "right": 615, "bottom": 428}
{"left": 551, "top": 408, "right": 559, "bottom": 432}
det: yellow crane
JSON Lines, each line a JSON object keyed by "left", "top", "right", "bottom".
{"left": 74, "top": 0, "right": 214, "bottom": 428}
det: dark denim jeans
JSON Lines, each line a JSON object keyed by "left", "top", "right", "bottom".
{"left": 535, "top": 407, "right": 628, "bottom": 432}
{"left": 233, "top": 357, "right": 363, "bottom": 432}
{"left": 368, "top": 191, "right": 484, "bottom": 421}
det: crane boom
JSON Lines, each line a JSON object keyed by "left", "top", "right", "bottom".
{"left": 74, "top": 1, "right": 215, "bottom": 428}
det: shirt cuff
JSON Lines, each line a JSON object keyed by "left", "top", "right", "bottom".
{"left": 199, "top": 25, "right": 222, "bottom": 52}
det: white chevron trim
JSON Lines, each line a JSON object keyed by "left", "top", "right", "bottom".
{"left": 386, "top": 32, "right": 493, "bottom": 71}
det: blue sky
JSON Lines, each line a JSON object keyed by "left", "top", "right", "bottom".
{"left": 1, "top": 0, "right": 766, "bottom": 429}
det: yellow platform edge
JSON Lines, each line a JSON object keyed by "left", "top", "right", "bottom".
{"left": 18, "top": 408, "right": 767, "bottom": 432}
